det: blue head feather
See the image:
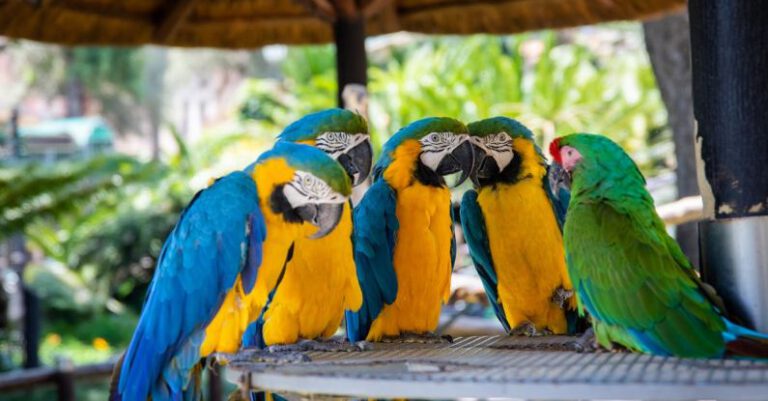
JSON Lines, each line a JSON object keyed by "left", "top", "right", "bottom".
{"left": 277, "top": 108, "right": 368, "bottom": 142}
{"left": 373, "top": 117, "right": 467, "bottom": 178}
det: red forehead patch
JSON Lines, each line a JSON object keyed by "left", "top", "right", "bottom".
{"left": 549, "top": 138, "right": 562, "bottom": 164}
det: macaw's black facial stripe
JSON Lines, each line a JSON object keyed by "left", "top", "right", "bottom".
{"left": 420, "top": 143, "right": 453, "bottom": 153}
{"left": 482, "top": 133, "right": 513, "bottom": 152}
{"left": 287, "top": 181, "right": 312, "bottom": 198}
{"left": 269, "top": 185, "right": 303, "bottom": 223}
{"left": 415, "top": 159, "right": 446, "bottom": 187}
{"left": 316, "top": 140, "right": 348, "bottom": 153}
{"left": 478, "top": 150, "right": 524, "bottom": 188}
{"left": 316, "top": 132, "right": 352, "bottom": 153}
{"left": 487, "top": 142, "right": 513, "bottom": 152}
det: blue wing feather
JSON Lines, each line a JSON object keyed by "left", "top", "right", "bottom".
{"left": 118, "top": 171, "right": 263, "bottom": 401}
{"left": 544, "top": 164, "right": 570, "bottom": 230}
{"left": 345, "top": 179, "right": 399, "bottom": 342}
{"left": 459, "top": 190, "right": 510, "bottom": 332}
{"left": 543, "top": 165, "right": 587, "bottom": 334}
{"left": 450, "top": 202, "right": 457, "bottom": 268}
{"left": 242, "top": 243, "right": 294, "bottom": 349}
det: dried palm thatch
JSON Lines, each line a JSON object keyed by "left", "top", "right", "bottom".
{"left": 0, "top": 0, "right": 685, "bottom": 48}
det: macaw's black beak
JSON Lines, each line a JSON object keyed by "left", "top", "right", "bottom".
{"left": 338, "top": 139, "right": 373, "bottom": 186}
{"left": 469, "top": 142, "right": 499, "bottom": 187}
{"left": 295, "top": 203, "right": 345, "bottom": 239}
{"left": 436, "top": 140, "right": 474, "bottom": 187}
{"left": 548, "top": 162, "right": 571, "bottom": 199}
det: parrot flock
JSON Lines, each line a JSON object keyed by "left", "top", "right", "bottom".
{"left": 112, "top": 110, "right": 768, "bottom": 401}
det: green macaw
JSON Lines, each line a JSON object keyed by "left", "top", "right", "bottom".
{"left": 550, "top": 133, "right": 768, "bottom": 358}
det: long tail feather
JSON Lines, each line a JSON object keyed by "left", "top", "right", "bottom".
{"left": 724, "top": 319, "right": 768, "bottom": 359}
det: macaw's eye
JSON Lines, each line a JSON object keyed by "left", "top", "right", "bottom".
{"left": 430, "top": 133, "right": 440, "bottom": 142}
{"left": 303, "top": 175, "right": 313, "bottom": 187}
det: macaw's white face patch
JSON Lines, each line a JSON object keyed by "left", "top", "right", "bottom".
{"left": 283, "top": 171, "right": 346, "bottom": 208}
{"left": 419, "top": 132, "right": 470, "bottom": 171}
{"left": 472, "top": 131, "right": 514, "bottom": 171}
{"left": 315, "top": 132, "right": 369, "bottom": 159}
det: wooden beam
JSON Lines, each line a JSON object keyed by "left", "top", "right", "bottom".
{"left": 334, "top": 0, "right": 359, "bottom": 19}
{"left": 154, "top": 0, "right": 198, "bottom": 43}
{"left": 295, "top": 0, "right": 337, "bottom": 22}
{"left": 363, "top": 0, "right": 392, "bottom": 18}
{"left": 0, "top": 1, "right": 32, "bottom": 33}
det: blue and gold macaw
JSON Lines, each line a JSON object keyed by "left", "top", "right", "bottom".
{"left": 346, "top": 117, "right": 474, "bottom": 342}
{"left": 460, "top": 116, "right": 580, "bottom": 335}
{"left": 242, "top": 109, "right": 371, "bottom": 348}
{"left": 113, "top": 142, "right": 351, "bottom": 401}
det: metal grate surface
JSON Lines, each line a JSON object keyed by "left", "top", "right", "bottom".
{"left": 225, "top": 335, "right": 768, "bottom": 400}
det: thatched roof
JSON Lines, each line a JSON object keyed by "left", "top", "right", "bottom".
{"left": 0, "top": 0, "right": 685, "bottom": 48}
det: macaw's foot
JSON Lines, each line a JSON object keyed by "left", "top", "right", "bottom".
{"left": 383, "top": 332, "right": 453, "bottom": 344}
{"left": 222, "top": 348, "right": 311, "bottom": 364}
{"left": 509, "top": 321, "right": 538, "bottom": 337}
{"left": 551, "top": 287, "right": 574, "bottom": 308}
{"left": 566, "top": 327, "right": 598, "bottom": 353}
{"left": 539, "top": 328, "right": 554, "bottom": 336}
{"left": 210, "top": 352, "right": 234, "bottom": 366}
{"left": 267, "top": 338, "right": 371, "bottom": 353}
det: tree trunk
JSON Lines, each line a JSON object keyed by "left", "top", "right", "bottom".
{"left": 144, "top": 47, "right": 167, "bottom": 161}
{"left": 64, "top": 49, "right": 85, "bottom": 118}
{"left": 643, "top": 11, "right": 700, "bottom": 268}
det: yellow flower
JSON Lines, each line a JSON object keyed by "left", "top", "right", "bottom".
{"left": 46, "top": 333, "right": 62, "bottom": 346}
{"left": 92, "top": 337, "right": 110, "bottom": 351}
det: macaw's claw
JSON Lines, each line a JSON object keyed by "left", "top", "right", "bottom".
{"left": 383, "top": 332, "right": 454, "bottom": 344}
{"left": 267, "top": 338, "right": 369, "bottom": 353}
{"left": 566, "top": 327, "right": 599, "bottom": 353}
{"left": 234, "top": 348, "right": 311, "bottom": 364}
{"left": 551, "top": 287, "right": 575, "bottom": 308}
{"left": 509, "top": 321, "right": 538, "bottom": 337}
{"left": 209, "top": 352, "right": 234, "bottom": 366}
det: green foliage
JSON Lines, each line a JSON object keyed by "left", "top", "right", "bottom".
{"left": 0, "top": 155, "right": 165, "bottom": 237}
{"left": 367, "top": 33, "right": 666, "bottom": 171}
{"left": 68, "top": 47, "right": 145, "bottom": 101}
{"left": 238, "top": 45, "right": 336, "bottom": 130}
{"left": 237, "top": 30, "right": 667, "bottom": 174}
{"left": 46, "top": 312, "right": 139, "bottom": 348}
{"left": 2, "top": 123, "right": 260, "bottom": 337}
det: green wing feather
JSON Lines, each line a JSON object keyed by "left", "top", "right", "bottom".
{"left": 565, "top": 198, "right": 727, "bottom": 358}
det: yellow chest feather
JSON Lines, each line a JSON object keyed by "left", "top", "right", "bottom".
{"left": 260, "top": 204, "right": 362, "bottom": 344}
{"left": 367, "top": 181, "right": 454, "bottom": 339}
{"left": 477, "top": 180, "right": 572, "bottom": 333}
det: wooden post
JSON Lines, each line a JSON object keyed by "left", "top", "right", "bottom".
{"left": 689, "top": 1, "right": 768, "bottom": 218}
{"left": 54, "top": 357, "right": 75, "bottom": 401}
{"left": 9, "top": 107, "right": 21, "bottom": 158}
{"left": 22, "top": 287, "right": 40, "bottom": 369}
{"left": 333, "top": 15, "right": 367, "bottom": 108}
{"left": 690, "top": 0, "right": 768, "bottom": 331}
